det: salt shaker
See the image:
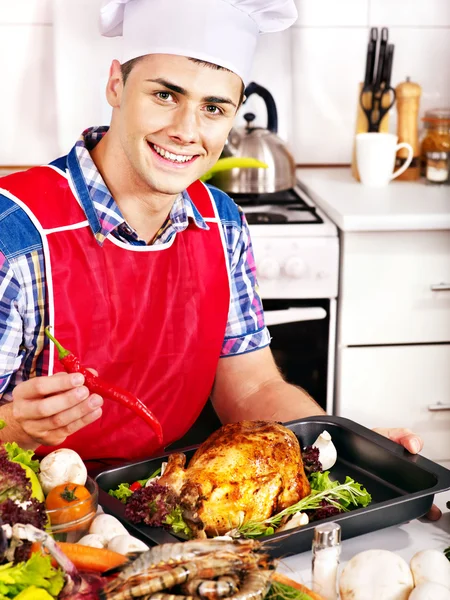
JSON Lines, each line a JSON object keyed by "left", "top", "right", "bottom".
{"left": 311, "top": 522, "right": 341, "bottom": 600}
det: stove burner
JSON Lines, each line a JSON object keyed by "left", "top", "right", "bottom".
{"left": 230, "top": 186, "right": 324, "bottom": 225}
{"left": 246, "top": 212, "right": 288, "bottom": 225}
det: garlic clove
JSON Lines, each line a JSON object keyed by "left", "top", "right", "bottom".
{"left": 312, "top": 430, "right": 337, "bottom": 471}
{"left": 278, "top": 512, "right": 309, "bottom": 532}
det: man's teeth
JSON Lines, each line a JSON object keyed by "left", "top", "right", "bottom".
{"left": 152, "top": 144, "right": 194, "bottom": 163}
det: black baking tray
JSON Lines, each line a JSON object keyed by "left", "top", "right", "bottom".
{"left": 94, "top": 416, "right": 450, "bottom": 557}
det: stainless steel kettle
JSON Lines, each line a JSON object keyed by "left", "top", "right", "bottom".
{"left": 210, "top": 82, "right": 296, "bottom": 194}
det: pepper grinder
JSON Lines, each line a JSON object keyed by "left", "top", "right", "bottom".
{"left": 395, "top": 77, "right": 422, "bottom": 180}
{"left": 311, "top": 522, "right": 341, "bottom": 600}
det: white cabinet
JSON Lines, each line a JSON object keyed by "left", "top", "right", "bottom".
{"left": 336, "top": 229, "right": 450, "bottom": 463}
{"left": 339, "top": 231, "right": 450, "bottom": 346}
{"left": 337, "top": 344, "right": 450, "bottom": 462}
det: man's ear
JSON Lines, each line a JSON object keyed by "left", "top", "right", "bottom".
{"left": 105, "top": 59, "right": 124, "bottom": 108}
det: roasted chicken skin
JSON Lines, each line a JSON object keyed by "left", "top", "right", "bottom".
{"left": 158, "top": 420, "right": 310, "bottom": 537}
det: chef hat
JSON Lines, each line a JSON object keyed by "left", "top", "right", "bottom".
{"left": 100, "top": 0, "right": 297, "bottom": 82}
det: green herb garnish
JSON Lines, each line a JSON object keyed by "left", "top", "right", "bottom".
{"left": 237, "top": 474, "right": 371, "bottom": 538}
{"left": 267, "top": 582, "right": 314, "bottom": 600}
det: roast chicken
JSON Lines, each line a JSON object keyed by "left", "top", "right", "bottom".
{"left": 158, "top": 420, "right": 310, "bottom": 537}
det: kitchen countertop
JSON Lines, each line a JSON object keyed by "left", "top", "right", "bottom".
{"left": 296, "top": 167, "right": 450, "bottom": 232}
{"left": 277, "top": 490, "right": 450, "bottom": 588}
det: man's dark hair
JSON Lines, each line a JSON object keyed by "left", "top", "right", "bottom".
{"left": 120, "top": 56, "right": 245, "bottom": 106}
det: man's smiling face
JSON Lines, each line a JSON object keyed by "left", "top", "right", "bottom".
{"left": 106, "top": 54, "right": 243, "bottom": 198}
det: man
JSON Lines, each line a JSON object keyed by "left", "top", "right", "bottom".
{"left": 0, "top": 0, "right": 426, "bottom": 469}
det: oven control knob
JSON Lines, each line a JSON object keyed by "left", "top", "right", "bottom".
{"left": 257, "top": 257, "right": 280, "bottom": 279}
{"left": 284, "top": 257, "right": 307, "bottom": 278}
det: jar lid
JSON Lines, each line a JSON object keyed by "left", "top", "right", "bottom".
{"left": 422, "top": 108, "right": 450, "bottom": 124}
{"left": 313, "top": 522, "right": 341, "bottom": 547}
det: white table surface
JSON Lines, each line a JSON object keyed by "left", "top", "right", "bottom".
{"left": 276, "top": 491, "right": 450, "bottom": 588}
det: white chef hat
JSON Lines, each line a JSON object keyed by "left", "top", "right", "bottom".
{"left": 99, "top": 0, "right": 297, "bottom": 82}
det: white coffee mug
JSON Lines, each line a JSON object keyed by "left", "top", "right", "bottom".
{"left": 356, "top": 132, "right": 414, "bottom": 187}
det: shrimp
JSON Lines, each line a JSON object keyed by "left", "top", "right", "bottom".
{"left": 144, "top": 595, "right": 195, "bottom": 600}
{"left": 102, "top": 557, "right": 247, "bottom": 600}
{"left": 227, "top": 570, "right": 273, "bottom": 600}
{"left": 103, "top": 539, "right": 259, "bottom": 596}
{"left": 182, "top": 575, "right": 240, "bottom": 600}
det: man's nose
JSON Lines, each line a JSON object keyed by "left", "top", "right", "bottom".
{"left": 167, "top": 105, "right": 201, "bottom": 145}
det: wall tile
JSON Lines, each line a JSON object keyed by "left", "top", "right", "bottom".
{"left": 291, "top": 27, "right": 369, "bottom": 164}
{"left": 294, "top": 0, "right": 369, "bottom": 27}
{"left": 0, "top": 25, "right": 58, "bottom": 165}
{"left": 388, "top": 28, "right": 450, "bottom": 134}
{"left": 0, "top": 0, "right": 52, "bottom": 24}
{"left": 369, "top": 0, "right": 450, "bottom": 27}
{"left": 52, "top": 0, "right": 120, "bottom": 154}
{"left": 235, "top": 31, "right": 293, "bottom": 146}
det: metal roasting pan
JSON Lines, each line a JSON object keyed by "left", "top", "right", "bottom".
{"left": 94, "top": 416, "right": 450, "bottom": 557}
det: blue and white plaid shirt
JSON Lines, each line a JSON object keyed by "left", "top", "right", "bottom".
{"left": 0, "top": 127, "right": 270, "bottom": 400}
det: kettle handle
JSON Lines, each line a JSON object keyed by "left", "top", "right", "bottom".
{"left": 244, "top": 82, "right": 278, "bottom": 134}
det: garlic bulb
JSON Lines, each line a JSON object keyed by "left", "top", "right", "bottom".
{"left": 312, "top": 430, "right": 337, "bottom": 471}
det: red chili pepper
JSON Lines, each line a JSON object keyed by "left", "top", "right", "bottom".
{"left": 129, "top": 481, "right": 142, "bottom": 492}
{"left": 45, "top": 327, "right": 163, "bottom": 446}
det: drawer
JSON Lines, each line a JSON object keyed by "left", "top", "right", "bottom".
{"left": 336, "top": 344, "right": 450, "bottom": 462}
{"left": 339, "top": 230, "right": 450, "bottom": 345}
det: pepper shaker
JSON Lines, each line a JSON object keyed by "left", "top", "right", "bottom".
{"left": 395, "top": 77, "right": 422, "bottom": 180}
{"left": 311, "top": 522, "right": 341, "bottom": 600}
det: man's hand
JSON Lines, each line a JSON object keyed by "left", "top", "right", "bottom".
{"left": 11, "top": 371, "right": 103, "bottom": 448}
{"left": 373, "top": 427, "right": 442, "bottom": 521}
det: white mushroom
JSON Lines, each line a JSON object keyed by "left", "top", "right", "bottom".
{"left": 312, "top": 430, "right": 337, "bottom": 471}
{"left": 88, "top": 514, "right": 129, "bottom": 545}
{"left": 77, "top": 534, "right": 105, "bottom": 549}
{"left": 38, "top": 449, "right": 87, "bottom": 496}
{"left": 339, "top": 549, "right": 414, "bottom": 600}
{"left": 107, "top": 535, "right": 149, "bottom": 554}
{"left": 409, "top": 582, "right": 450, "bottom": 600}
{"left": 410, "top": 550, "right": 450, "bottom": 588}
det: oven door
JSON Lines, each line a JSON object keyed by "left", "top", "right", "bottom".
{"left": 263, "top": 299, "right": 336, "bottom": 413}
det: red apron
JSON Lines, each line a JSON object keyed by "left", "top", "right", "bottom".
{"left": 3, "top": 164, "right": 230, "bottom": 461}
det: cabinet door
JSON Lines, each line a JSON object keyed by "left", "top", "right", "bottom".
{"left": 339, "top": 231, "right": 450, "bottom": 345}
{"left": 336, "top": 344, "right": 450, "bottom": 462}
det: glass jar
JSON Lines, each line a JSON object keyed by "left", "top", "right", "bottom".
{"left": 420, "top": 108, "right": 450, "bottom": 180}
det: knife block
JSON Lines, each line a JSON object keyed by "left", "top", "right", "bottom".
{"left": 351, "top": 82, "right": 391, "bottom": 181}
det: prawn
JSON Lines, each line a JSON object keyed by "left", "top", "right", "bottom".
{"left": 102, "top": 556, "right": 247, "bottom": 600}
{"left": 103, "top": 539, "right": 259, "bottom": 595}
{"left": 226, "top": 570, "right": 273, "bottom": 600}
{"left": 182, "top": 575, "right": 240, "bottom": 600}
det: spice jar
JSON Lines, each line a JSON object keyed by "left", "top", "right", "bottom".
{"left": 420, "top": 108, "right": 450, "bottom": 182}
{"left": 311, "top": 522, "right": 341, "bottom": 600}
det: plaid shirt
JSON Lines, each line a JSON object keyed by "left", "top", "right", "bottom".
{"left": 0, "top": 127, "right": 270, "bottom": 400}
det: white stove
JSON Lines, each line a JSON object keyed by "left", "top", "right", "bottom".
{"left": 231, "top": 182, "right": 339, "bottom": 414}
{"left": 235, "top": 183, "right": 339, "bottom": 301}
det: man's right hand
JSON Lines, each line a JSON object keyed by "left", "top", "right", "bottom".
{"left": 11, "top": 372, "right": 103, "bottom": 448}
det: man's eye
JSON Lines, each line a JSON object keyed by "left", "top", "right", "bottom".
{"left": 205, "top": 105, "right": 222, "bottom": 115}
{"left": 156, "top": 92, "right": 173, "bottom": 101}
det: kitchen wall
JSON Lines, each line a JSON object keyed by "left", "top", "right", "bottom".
{"left": 0, "top": 0, "right": 449, "bottom": 167}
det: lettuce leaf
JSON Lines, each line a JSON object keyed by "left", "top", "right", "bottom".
{"left": 4, "top": 443, "right": 40, "bottom": 474}
{"left": 164, "top": 506, "right": 192, "bottom": 537}
{"left": 0, "top": 553, "right": 64, "bottom": 598}
{"left": 108, "top": 483, "right": 133, "bottom": 503}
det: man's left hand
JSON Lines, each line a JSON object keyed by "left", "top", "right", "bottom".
{"left": 373, "top": 427, "right": 442, "bottom": 521}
